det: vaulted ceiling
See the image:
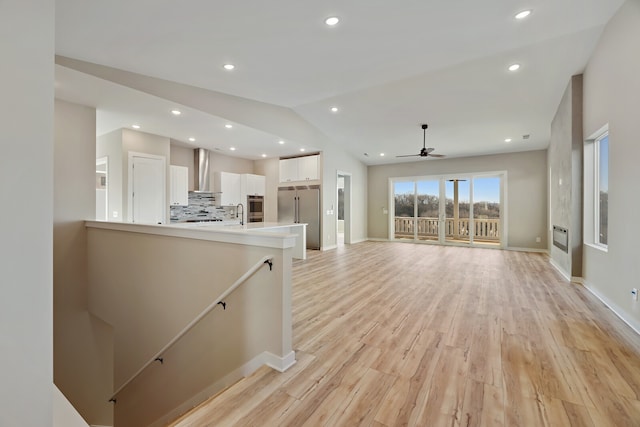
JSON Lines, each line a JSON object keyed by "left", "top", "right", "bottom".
{"left": 54, "top": 0, "right": 624, "bottom": 164}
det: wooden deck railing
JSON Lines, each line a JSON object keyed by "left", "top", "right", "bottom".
{"left": 394, "top": 217, "right": 500, "bottom": 241}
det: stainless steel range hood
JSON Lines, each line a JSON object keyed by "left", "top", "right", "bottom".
{"left": 194, "top": 148, "right": 211, "bottom": 192}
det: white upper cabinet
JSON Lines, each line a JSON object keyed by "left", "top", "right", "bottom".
{"left": 279, "top": 154, "right": 320, "bottom": 183}
{"left": 214, "top": 171, "right": 241, "bottom": 206}
{"left": 297, "top": 155, "right": 319, "bottom": 181}
{"left": 279, "top": 158, "right": 299, "bottom": 183}
{"left": 241, "top": 174, "right": 265, "bottom": 196}
{"left": 169, "top": 165, "right": 189, "bottom": 206}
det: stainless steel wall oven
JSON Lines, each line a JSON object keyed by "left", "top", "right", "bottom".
{"left": 247, "top": 195, "right": 264, "bottom": 223}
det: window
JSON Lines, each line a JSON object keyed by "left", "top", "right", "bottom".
{"left": 595, "top": 131, "right": 609, "bottom": 247}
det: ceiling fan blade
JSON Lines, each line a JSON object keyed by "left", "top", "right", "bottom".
{"left": 428, "top": 154, "right": 446, "bottom": 158}
{"left": 425, "top": 147, "right": 435, "bottom": 153}
{"left": 396, "top": 154, "right": 420, "bottom": 157}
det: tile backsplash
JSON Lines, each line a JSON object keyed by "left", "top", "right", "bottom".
{"left": 170, "top": 192, "right": 236, "bottom": 222}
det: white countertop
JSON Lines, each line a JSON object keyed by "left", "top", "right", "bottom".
{"left": 85, "top": 220, "right": 307, "bottom": 257}
{"left": 171, "top": 221, "right": 306, "bottom": 231}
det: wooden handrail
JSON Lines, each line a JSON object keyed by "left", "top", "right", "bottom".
{"left": 110, "top": 255, "right": 274, "bottom": 400}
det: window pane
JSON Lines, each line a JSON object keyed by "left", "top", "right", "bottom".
{"left": 416, "top": 180, "right": 439, "bottom": 241}
{"left": 445, "top": 179, "right": 470, "bottom": 243}
{"left": 394, "top": 181, "right": 415, "bottom": 240}
{"left": 598, "top": 135, "right": 609, "bottom": 245}
{"left": 473, "top": 176, "right": 501, "bottom": 245}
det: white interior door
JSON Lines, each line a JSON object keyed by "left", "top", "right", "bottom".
{"left": 130, "top": 155, "right": 165, "bottom": 224}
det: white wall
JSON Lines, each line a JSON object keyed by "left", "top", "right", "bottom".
{"left": 0, "top": 0, "right": 54, "bottom": 425}
{"left": 322, "top": 146, "right": 369, "bottom": 246}
{"left": 367, "top": 150, "right": 548, "bottom": 249}
{"left": 582, "top": 0, "right": 640, "bottom": 332}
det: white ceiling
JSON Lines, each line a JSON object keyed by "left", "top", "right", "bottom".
{"left": 54, "top": 0, "right": 624, "bottom": 164}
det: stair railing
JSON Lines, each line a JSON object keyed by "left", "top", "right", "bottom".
{"left": 109, "top": 255, "right": 274, "bottom": 401}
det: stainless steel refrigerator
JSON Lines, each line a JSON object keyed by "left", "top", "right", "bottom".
{"left": 278, "top": 185, "right": 320, "bottom": 249}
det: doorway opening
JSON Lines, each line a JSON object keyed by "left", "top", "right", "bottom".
{"left": 337, "top": 172, "right": 352, "bottom": 246}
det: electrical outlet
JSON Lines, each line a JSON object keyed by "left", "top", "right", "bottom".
{"left": 632, "top": 288, "right": 638, "bottom": 301}
{"left": 112, "top": 211, "right": 118, "bottom": 218}
{"left": 536, "top": 236, "right": 541, "bottom": 243}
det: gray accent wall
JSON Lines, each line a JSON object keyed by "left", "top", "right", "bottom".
{"left": 367, "top": 150, "right": 548, "bottom": 249}
{"left": 582, "top": 0, "right": 640, "bottom": 333}
{"left": 548, "top": 75, "right": 583, "bottom": 278}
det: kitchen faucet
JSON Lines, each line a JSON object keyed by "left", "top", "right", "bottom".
{"left": 236, "top": 203, "right": 244, "bottom": 225}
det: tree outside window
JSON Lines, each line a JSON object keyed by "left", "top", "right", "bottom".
{"left": 596, "top": 132, "right": 609, "bottom": 246}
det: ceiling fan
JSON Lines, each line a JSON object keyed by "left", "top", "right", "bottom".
{"left": 396, "top": 124, "right": 445, "bottom": 159}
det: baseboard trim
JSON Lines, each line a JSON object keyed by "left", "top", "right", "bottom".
{"left": 148, "top": 350, "right": 296, "bottom": 427}
{"left": 322, "top": 244, "right": 337, "bottom": 251}
{"left": 367, "top": 240, "right": 549, "bottom": 254}
{"left": 583, "top": 280, "right": 640, "bottom": 336}
{"left": 507, "top": 246, "right": 549, "bottom": 254}
{"left": 264, "top": 350, "right": 297, "bottom": 372}
{"left": 348, "top": 238, "right": 368, "bottom": 244}
{"left": 548, "top": 258, "right": 571, "bottom": 281}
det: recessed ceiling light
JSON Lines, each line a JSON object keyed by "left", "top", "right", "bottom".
{"left": 261, "top": 154, "right": 267, "bottom": 158}
{"left": 225, "top": 124, "right": 233, "bottom": 129}
{"left": 131, "top": 124, "right": 141, "bottom": 129}
{"left": 223, "top": 64, "right": 235, "bottom": 71}
{"left": 278, "top": 140, "right": 285, "bottom": 145}
{"left": 515, "top": 10, "right": 532, "bottom": 20}
{"left": 505, "top": 138, "right": 512, "bottom": 143}
{"left": 325, "top": 16, "right": 340, "bottom": 26}
{"left": 230, "top": 147, "right": 236, "bottom": 151}
{"left": 171, "top": 109, "right": 182, "bottom": 116}
{"left": 188, "top": 137, "right": 196, "bottom": 142}
{"left": 330, "top": 106, "right": 339, "bottom": 113}
{"left": 380, "top": 153, "right": 385, "bottom": 157}
{"left": 508, "top": 63, "right": 521, "bottom": 72}
{"left": 300, "top": 148, "right": 306, "bottom": 152}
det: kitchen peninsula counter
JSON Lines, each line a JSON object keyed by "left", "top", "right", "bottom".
{"left": 85, "top": 220, "right": 307, "bottom": 259}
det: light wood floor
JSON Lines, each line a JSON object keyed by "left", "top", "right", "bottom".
{"left": 168, "top": 241, "right": 640, "bottom": 427}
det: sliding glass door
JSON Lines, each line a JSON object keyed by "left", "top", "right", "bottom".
{"left": 445, "top": 179, "right": 470, "bottom": 244}
{"left": 390, "top": 173, "right": 504, "bottom": 247}
{"left": 416, "top": 180, "right": 440, "bottom": 241}
{"left": 472, "top": 176, "right": 501, "bottom": 246}
{"left": 393, "top": 181, "right": 415, "bottom": 240}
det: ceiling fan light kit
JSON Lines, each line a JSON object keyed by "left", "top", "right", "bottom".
{"left": 396, "top": 124, "right": 446, "bottom": 159}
